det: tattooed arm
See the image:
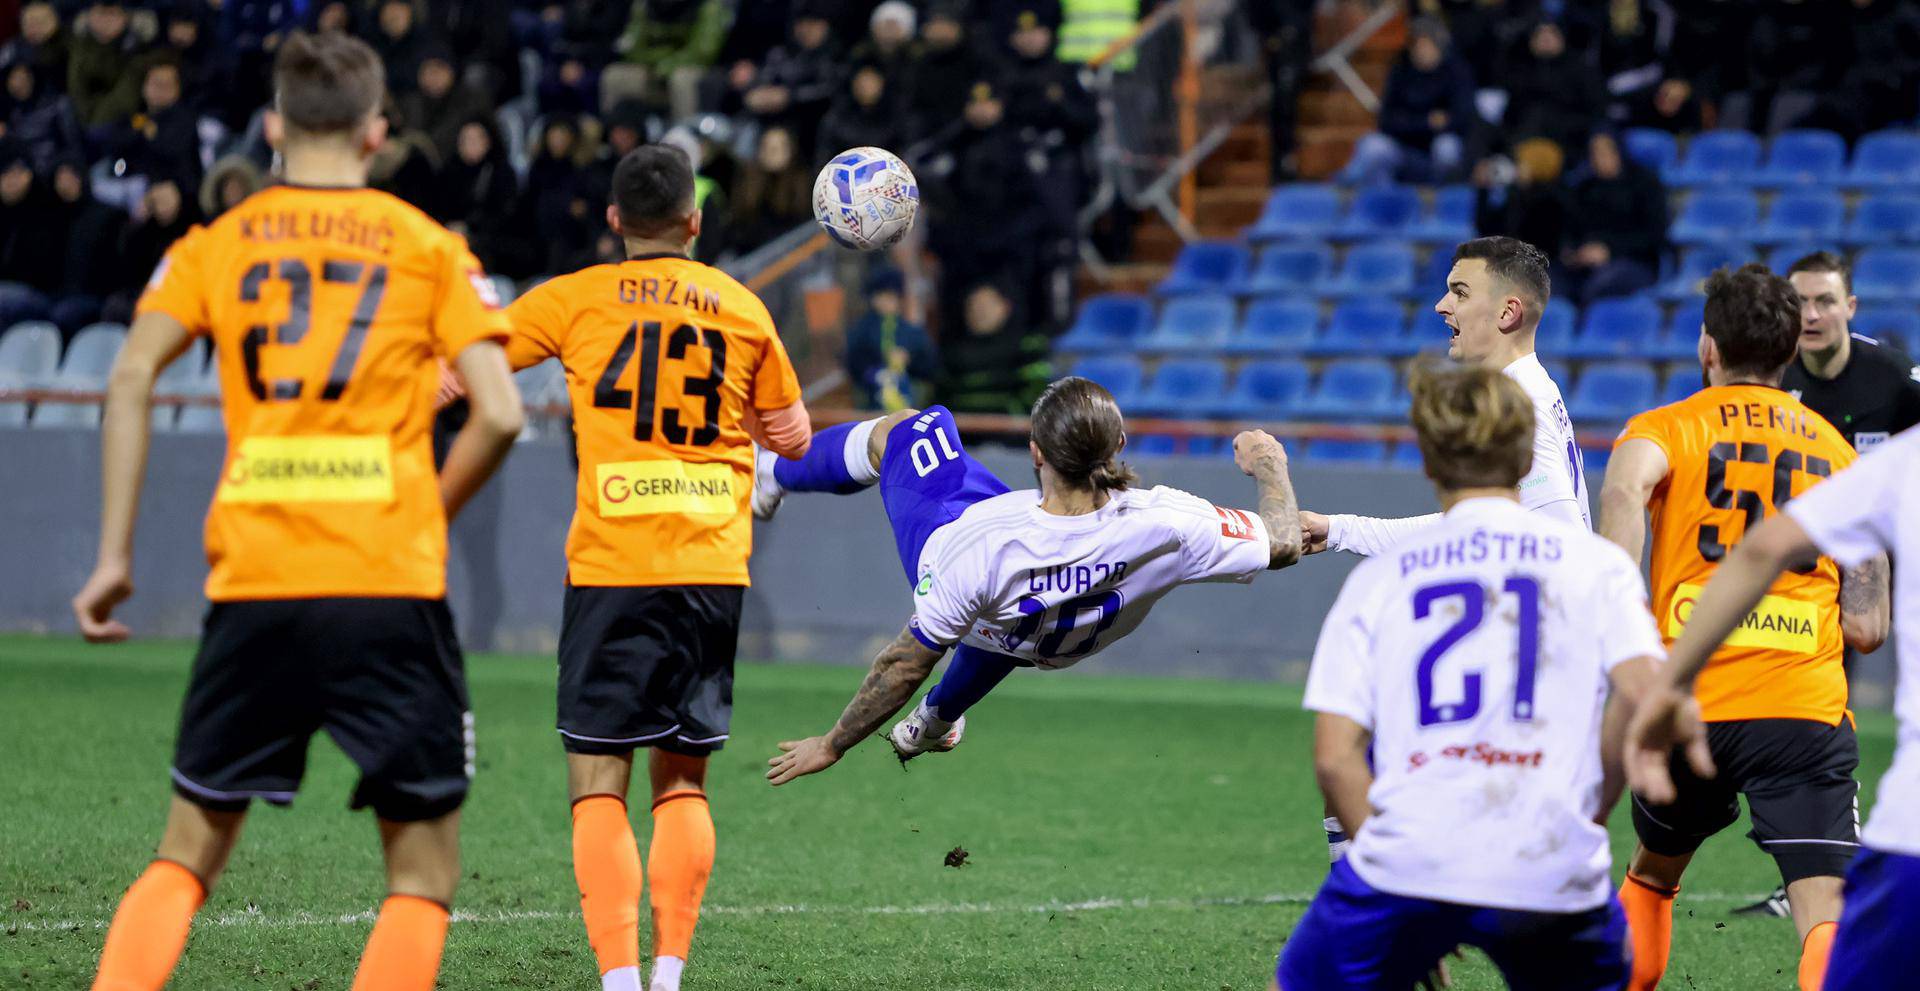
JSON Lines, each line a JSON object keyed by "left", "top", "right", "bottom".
{"left": 767, "top": 625, "right": 945, "bottom": 785}
{"left": 1233, "top": 429, "right": 1303, "bottom": 569}
{"left": 1840, "top": 554, "right": 1891, "bottom": 655}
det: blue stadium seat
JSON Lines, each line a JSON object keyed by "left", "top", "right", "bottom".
{"left": 1186, "top": 436, "right": 1226, "bottom": 457}
{"left": 1852, "top": 248, "right": 1920, "bottom": 303}
{"left": 1312, "top": 299, "right": 1412, "bottom": 357}
{"left": 1302, "top": 439, "right": 1388, "bottom": 465}
{"left": 1389, "top": 441, "right": 1425, "bottom": 470}
{"left": 1656, "top": 244, "right": 1750, "bottom": 301}
{"left": 1854, "top": 310, "right": 1920, "bottom": 354}
{"left": 1534, "top": 299, "right": 1578, "bottom": 352}
{"left": 1134, "top": 358, "right": 1228, "bottom": 418}
{"left": 1755, "top": 190, "right": 1845, "bottom": 246}
{"left": 1333, "top": 184, "right": 1422, "bottom": 240}
{"left": 1846, "top": 130, "right": 1920, "bottom": 189}
{"left": 1568, "top": 297, "right": 1662, "bottom": 359}
{"left": 1324, "top": 242, "right": 1415, "bottom": 298}
{"left": 1541, "top": 359, "right": 1573, "bottom": 391}
{"left": 1069, "top": 355, "right": 1144, "bottom": 407}
{"left": 1131, "top": 434, "right": 1179, "bottom": 457}
{"left": 1845, "top": 194, "right": 1920, "bottom": 246}
{"left": 0, "top": 321, "right": 62, "bottom": 428}
{"left": 1419, "top": 247, "right": 1455, "bottom": 294}
{"left": 1753, "top": 129, "right": 1847, "bottom": 187}
{"left": 1658, "top": 371, "right": 1700, "bottom": 407}
{"left": 1156, "top": 241, "right": 1251, "bottom": 296}
{"left": 1567, "top": 363, "right": 1658, "bottom": 424}
{"left": 1766, "top": 242, "right": 1842, "bottom": 275}
{"left": 1623, "top": 128, "right": 1678, "bottom": 173}
{"left": 1298, "top": 359, "right": 1396, "bottom": 421}
{"left": 1212, "top": 360, "right": 1311, "bottom": 420}
{"left": 1242, "top": 241, "right": 1333, "bottom": 294}
{"left": 1670, "top": 190, "right": 1759, "bottom": 246}
{"left": 1658, "top": 298, "right": 1706, "bottom": 361}
{"left": 1138, "top": 294, "right": 1235, "bottom": 353}
{"left": 1403, "top": 186, "right": 1475, "bottom": 244}
{"left": 1249, "top": 184, "right": 1342, "bottom": 242}
{"left": 1057, "top": 294, "right": 1154, "bottom": 352}
{"left": 1582, "top": 446, "right": 1612, "bottom": 479}
{"left": 1668, "top": 130, "right": 1762, "bottom": 186}
{"left": 1225, "top": 297, "right": 1318, "bottom": 355}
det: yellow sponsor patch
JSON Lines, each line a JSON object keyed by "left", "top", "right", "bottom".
{"left": 595, "top": 460, "right": 736, "bottom": 517}
{"left": 1667, "top": 582, "right": 1819, "bottom": 653}
{"left": 218, "top": 436, "right": 394, "bottom": 504}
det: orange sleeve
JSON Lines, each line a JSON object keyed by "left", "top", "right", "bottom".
{"left": 1615, "top": 407, "right": 1676, "bottom": 463}
{"left": 503, "top": 277, "right": 568, "bottom": 371}
{"left": 747, "top": 399, "right": 813, "bottom": 457}
{"left": 751, "top": 309, "right": 802, "bottom": 411}
{"left": 429, "top": 233, "right": 512, "bottom": 360}
{"left": 133, "top": 224, "right": 212, "bottom": 334}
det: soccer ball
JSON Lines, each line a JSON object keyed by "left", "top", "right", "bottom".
{"left": 812, "top": 147, "right": 919, "bottom": 251}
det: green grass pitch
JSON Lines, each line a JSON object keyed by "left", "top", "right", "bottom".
{"left": 0, "top": 634, "right": 1894, "bottom": 990}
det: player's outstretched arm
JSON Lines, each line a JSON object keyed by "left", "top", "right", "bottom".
{"left": 1312, "top": 712, "right": 1373, "bottom": 839}
{"left": 439, "top": 340, "right": 524, "bottom": 519}
{"left": 1232, "top": 429, "right": 1303, "bottom": 569}
{"left": 767, "top": 625, "right": 944, "bottom": 786}
{"left": 1598, "top": 656, "right": 1659, "bottom": 822}
{"left": 1309, "top": 511, "right": 1442, "bottom": 558}
{"left": 73, "top": 311, "right": 195, "bottom": 643}
{"left": 1839, "top": 555, "right": 1891, "bottom": 654}
{"left": 1597, "top": 438, "right": 1668, "bottom": 567}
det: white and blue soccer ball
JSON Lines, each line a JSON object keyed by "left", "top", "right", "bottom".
{"left": 813, "top": 146, "right": 919, "bottom": 251}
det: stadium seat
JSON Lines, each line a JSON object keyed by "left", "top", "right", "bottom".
{"left": 1187, "top": 436, "right": 1227, "bottom": 457}
{"left": 1323, "top": 242, "right": 1414, "bottom": 298}
{"left": 1333, "top": 185, "right": 1422, "bottom": 240}
{"left": 33, "top": 323, "right": 126, "bottom": 429}
{"left": 1138, "top": 294, "right": 1235, "bottom": 353}
{"left": 1658, "top": 298, "right": 1706, "bottom": 361}
{"left": 1753, "top": 129, "right": 1846, "bottom": 187}
{"left": 1567, "top": 363, "right": 1658, "bottom": 424}
{"left": 1658, "top": 371, "right": 1700, "bottom": 407}
{"left": 1766, "top": 242, "right": 1842, "bottom": 275}
{"left": 1534, "top": 299, "right": 1578, "bottom": 352}
{"left": 1130, "top": 434, "right": 1179, "bottom": 456}
{"left": 1419, "top": 248, "right": 1455, "bottom": 293}
{"left": 0, "top": 320, "right": 62, "bottom": 385}
{"left": 1568, "top": 297, "right": 1662, "bottom": 359}
{"left": 1670, "top": 190, "right": 1759, "bottom": 246}
{"left": 1298, "top": 359, "right": 1396, "bottom": 421}
{"left": 1854, "top": 310, "right": 1920, "bottom": 354}
{"left": 1755, "top": 190, "right": 1845, "bottom": 246}
{"left": 1623, "top": 127, "right": 1678, "bottom": 173}
{"left": 1656, "top": 244, "right": 1750, "bottom": 301}
{"left": 1248, "top": 184, "right": 1342, "bottom": 242}
{"left": 1156, "top": 241, "right": 1251, "bottom": 295}
{"left": 1241, "top": 241, "right": 1333, "bottom": 294}
{"left": 1851, "top": 248, "right": 1920, "bottom": 303}
{"left": 1845, "top": 194, "right": 1920, "bottom": 246}
{"left": 1667, "top": 130, "right": 1762, "bottom": 186}
{"left": 1846, "top": 130, "right": 1920, "bottom": 189}
{"left": 1312, "top": 299, "right": 1411, "bottom": 357}
{"left": 1212, "top": 360, "right": 1310, "bottom": 420}
{"left": 1302, "top": 438, "right": 1388, "bottom": 465}
{"left": 1133, "top": 357, "right": 1228, "bottom": 418}
{"left": 1057, "top": 294, "right": 1154, "bottom": 352}
{"left": 1403, "top": 186, "right": 1475, "bottom": 244}
{"left": 1069, "top": 355, "right": 1144, "bottom": 407}
{"left": 1582, "top": 445, "right": 1612, "bottom": 479}
{"left": 1224, "top": 297, "right": 1318, "bottom": 355}
{"left": 1389, "top": 441, "right": 1425, "bottom": 470}
{"left": 150, "top": 340, "right": 210, "bottom": 431}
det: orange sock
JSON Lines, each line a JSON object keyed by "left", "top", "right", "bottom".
{"left": 92, "top": 860, "right": 206, "bottom": 991}
{"left": 1620, "top": 873, "right": 1678, "bottom": 991}
{"left": 1798, "top": 920, "right": 1837, "bottom": 991}
{"left": 648, "top": 789, "right": 716, "bottom": 962}
{"left": 349, "top": 894, "right": 450, "bottom": 991}
{"left": 573, "top": 795, "right": 644, "bottom": 980}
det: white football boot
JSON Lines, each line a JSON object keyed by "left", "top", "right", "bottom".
{"left": 751, "top": 446, "right": 784, "bottom": 520}
{"left": 888, "top": 700, "right": 965, "bottom": 761}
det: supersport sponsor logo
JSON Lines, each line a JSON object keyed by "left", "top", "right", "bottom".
{"left": 1406, "top": 741, "right": 1546, "bottom": 772}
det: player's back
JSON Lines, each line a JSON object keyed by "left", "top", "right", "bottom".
{"left": 1620, "top": 384, "right": 1858, "bottom": 723}
{"left": 136, "top": 184, "right": 507, "bottom": 601}
{"left": 1306, "top": 498, "right": 1659, "bottom": 913}
{"left": 505, "top": 254, "right": 800, "bottom": 587}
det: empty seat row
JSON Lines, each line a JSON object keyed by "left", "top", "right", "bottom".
{"left": 1158, "top": 240, "right": 1427, "bottom": 297}
{"left": 1621, "top": 127, "right": 1920, "bottom": 189}
{"left": 1672, "top": 190, "right": 1920, "bottom": 247}
{"left": 1249, "top": 184, "right": 1474, "bottom": 244}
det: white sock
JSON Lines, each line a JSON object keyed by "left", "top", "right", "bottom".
{"left": 1323, "top": 816, "right": 1351, "bottom": 863}
{"left": 601, "top": 965, "right": 643, "bottom": 991}
{"left": 915, "top": 696, "right": 955, "bottom": 738}
{"left": 844, "top": 417, "right": 883, "bottom": 485}
{"left": 650, "top": 955, "right": 686, "bottom": 991}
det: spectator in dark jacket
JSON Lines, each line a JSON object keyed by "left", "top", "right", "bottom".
{"left": 900, "top": 0, "right": 984, "bottom": 146}
{"left": 1563, "top": 131, "right": 1667, "bottom": 306}
{"left": 815, "top": 63, "right": 897, "bottom": 162}
{"left": 743, "top": 0, "right": 842, "bottom": 151}
{"left": 1, "top": 2, "right": 68, "bottom": 82}
{"left": 845, "top": 266, "right": 936, "bottom": 410}
{"left": 729, "top": 124, "right": 812, "bottom": 251}
{"left": 43, "top": 155, "right": 125, "bottom": 329}
{"left": 524, "top": 115, "right": 600, "bottom": 274}
{"left": 1338, "top": 18, "right": 1473, "bottom": 184}
{"left": 112, "top": 58, "right": 203, "bottom": 191}
{"left": 848, "top": 0, "right": 916, "bottom": 84}
{"left": 104, "top": 177, "right": 196, "bottom": 323}
{"left": 922, "top": 79, "right": 1043, "bottom": 307}
{"left": 1803, "top": 0, "right": 1920, "bottom": 142}
{"left": 1730, "top": 0, "right": 1847, "bottom": 133}
{"left": 436, "top": 116, "right": 531, "bottom": 276}
{"left": 369, "top": 0, "right": 435, "bottom": 99}
{"left": 396, "top": 44, "right": 491, "bottom": 164}
{"left": 423, "top": 0, "right": 520, "bottom": 101}
{"left": 0, "top": 147, "right": 61, "bottom": 297}
{"left": 712, "top": 0, "right": 791, "bottom": 113}
{"left": 1473, "top": 137, "right": 1568, "bottom": 271}
{"left": 939, "top": 279, "right": 1050, "bottom": 415}
{"left": 996, "top": 2, "right": 1094, "bottom": 327}
{"left": 198, "top": 152, "right": 264, "bottom": 219}
{"left": 1499, "top": 20, "right": 1607, "bottom": 159}
{"left": 2, "top": 60, "right": 82, "bottom": 174}
{"left": 158, "top": 2, "right": 220, "bottom": 104}
{"left": 67, "top": 1, "right": 144, "bottom": 127}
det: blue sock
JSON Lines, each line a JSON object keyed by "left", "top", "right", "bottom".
{"left": 773, "top": 421, "right": 872, "bottom": 495}
{"left": 924, "top": 645, "right": 1020, "bottom": 721}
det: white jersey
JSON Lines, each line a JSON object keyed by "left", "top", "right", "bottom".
{"left": 1327, "top": 354, "right": 1590, "bottom": 556}
{"left": 1786, "top": 427, "right": 1920, "bottom": 857}
{"left": 909, "top": 486, "right": 1271, "bottom": 668}
{"left": 1305, "top": 497, "right": 1663, "bottom": 913}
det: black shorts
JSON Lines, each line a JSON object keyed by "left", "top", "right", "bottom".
{"left": 557, "top": 584, "right": 743, "bottom": 757}
{"left": 1632, "top": 717, "right": 1861, "bottom": 884}
{"left": 171, "top": 598, "right": 472, "bottom": 822}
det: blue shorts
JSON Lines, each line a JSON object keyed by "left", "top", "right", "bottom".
{"left": 1824, "top": 849, "right": 1920, "bottom": 990}
{"left": 1276, "top": 860, "right": 1631, "bottom": 991}
{"left": 879, "top": 406, "right": 1010, "bottom": 585}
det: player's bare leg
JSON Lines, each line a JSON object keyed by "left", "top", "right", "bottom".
{"left": 92, "top": 797, "right": 243, "bottom": 990}
{"left": 352, "top": 812, "right": 460, "bottom": 991}
{"left": 568, "top": 752, "right": 645, "bottom": 991}
{"left": 753, "top": 408, "right": 917, "bottom": 518}
{"left": 1621, "top": 845, "right": 1692, "bottom": 991}
{"left": 646, "top": 750, "right": 713, "bottom": 991}
{"left": 1785, "top": 875, "right": 1844, "bottom": 990}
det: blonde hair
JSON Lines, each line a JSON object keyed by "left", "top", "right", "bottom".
{"left": 1513, "top": 137, "right": 1565, "bottom": 184}
{"left": 1410, "top": 363, "right": 1537, "bottom": 491}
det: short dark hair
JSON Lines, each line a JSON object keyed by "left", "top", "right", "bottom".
{"left": 613, "top": 144, "right": 697, "bottom": 239}
{"left": 1787, "top": 250, "right": 1852, "bottom": 296}
{"left": 273, "top": 32, "right": 384, "bottom": 136}
{"left": 1703, "top": 263, "right": 1802, "bottom": 380}
{"left": 1452, "top": 236, "right": 1552, "bottom": 322}
{"left": 1030, "top": 376, "right": 1137, "bottom": 492}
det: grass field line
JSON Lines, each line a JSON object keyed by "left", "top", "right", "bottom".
{"left": 9, "top": 889, "right": 1776, "bottom": 934}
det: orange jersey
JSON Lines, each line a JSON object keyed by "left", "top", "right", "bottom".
{"left": 506, "top": 253, "right": 801, "bottom": 587}
{"left": 1615, "top": 385, "right": 1858, "bottom": 723}
{"left": 135, "top": 185, "right": 510, "bottom": 602}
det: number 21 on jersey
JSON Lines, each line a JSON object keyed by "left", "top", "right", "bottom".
{"left": 1412, "top": 577, "right": 1541, "bottom": 727}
